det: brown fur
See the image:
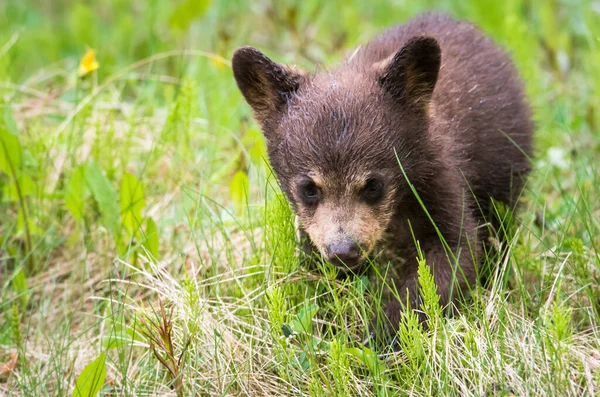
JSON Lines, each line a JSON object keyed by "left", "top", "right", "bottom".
{"left": 232, "top": 13, "right": 533, "bottom": 345}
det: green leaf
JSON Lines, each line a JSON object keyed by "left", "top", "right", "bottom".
{"left": 65, "top": 164, "right": 89, "bottom": 223}
{"left": 229, "top": 170, "right": 249, "bottom": 213}
{"left": 2, "top": 174, "right": 36, "bottom": 201}
{"left": 142, "top": 217, "right": 159, "bottom": 260}
{"left": 294, "top": 351, "right": 311, "bottom": 372}
{"left": 72, "top": 352, "right": 106, "bottom": 397}
{"left": 169, "top": 0, "right": 211, "bottom": 32}
{"left": 346, "top": 346, "right": 384, "bottom": 375}
{"left": 12, "top": 269, "right": 29, "bottom": 310}
{"left": 86, "top": 160, "right": 120, "bottom": 238}
{"left": 0, "top": 109, "right": 22, "bottom": 175}
{"left": 3, "top": 106, "right": 18, "bottom": 135}
{"left": 120, "top": 173, "right": 145, "bottom": 237}
{"left": 281, "top": 324, "right": 293, "bottom": 338}
{"left": 290, "top": 303, "right": 319, "bottom": 334}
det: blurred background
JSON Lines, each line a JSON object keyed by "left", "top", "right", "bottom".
{"left": 2, "top": 0, "right": 598, "bottom": 143}
{"left": 2, "top": 0, "right": 599, "bottom": 135}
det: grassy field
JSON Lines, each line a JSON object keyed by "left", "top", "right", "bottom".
{"left": 1, "top": 0, "right": 600, "bottom": 395}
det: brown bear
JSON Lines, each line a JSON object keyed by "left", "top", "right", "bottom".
{"left": 232, "top": 12, "right": 533, "bottom": 345}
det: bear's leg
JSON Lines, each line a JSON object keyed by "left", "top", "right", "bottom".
{"left": 369, "top": 222, "right": 480, "bottom": 350}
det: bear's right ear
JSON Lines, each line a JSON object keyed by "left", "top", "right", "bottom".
{"left": 232, "top": 47, "right": 305, "bottom": 126}
{"left": 378, "top": 36, "right": 441, "bottom": 109}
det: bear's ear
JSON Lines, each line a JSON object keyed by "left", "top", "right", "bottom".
{"left": 232, "top": 46, "right": 306, "bottom": 126}
{"left": 378, "top": 36, "right": 441, "bottom": 109}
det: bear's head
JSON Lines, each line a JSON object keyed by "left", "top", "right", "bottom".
{"left": 232, "top": 37, "right": 441, "bottom": 270}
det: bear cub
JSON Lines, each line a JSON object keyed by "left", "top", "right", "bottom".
{"left": 232, "top": 13, "right": 533, "bottom": 345}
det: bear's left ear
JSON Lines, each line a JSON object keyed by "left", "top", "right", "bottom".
{"left": 378, "top": 36, "right": 441, "bottom": 109}
{"left": 232, "top": 46, "right": 306, "bottom": 127}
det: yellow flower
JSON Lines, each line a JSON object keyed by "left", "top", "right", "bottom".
{"left": 78, "top": 49, "right": 99, "bottom": 77}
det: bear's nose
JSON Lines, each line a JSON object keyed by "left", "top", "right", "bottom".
{"left": 326, "top": 241, "right": 361, "bottom": 268}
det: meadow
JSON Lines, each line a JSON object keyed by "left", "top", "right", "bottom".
{"left": 1, "top": 0, "right": 600, "bottom": 395}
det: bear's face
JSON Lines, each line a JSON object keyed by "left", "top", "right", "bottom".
{"left": 232, "top": 37, "right": 441, "bottom": 269}
{"left": 269, "top": 79, "right": 420, "bottom": 269}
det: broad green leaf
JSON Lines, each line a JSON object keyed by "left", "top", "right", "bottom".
{"left": 120, "top": 173, "right": 145, "bottom": 237}
{"left": 229, "top": 170, "right": 249, "bottom": 212}
{"left": 290, "top": 303, "right": 319, "bottom": 334}
{"left": 12, "top": 269, "right": 29, "bottom": 309}
{"left": 72, "top": 352, "right": 106, "bottom": 397}
{"left": 142, "top": 217, "right": 159, "bottom": 260}
{"left": 294, "top": 351, "right": 311, "bottom": 372}
{"left": 2, "top": 174, "right": 36, "bottom": 201}
{"left": 0, "top": 110, "right": 22, "bottom": 175}
{"left": 65, "top": 164, "right": 89, "bottom": 223}
{"left": 86, "top": 160, "right": 119, "bottom": 238}
{"left": 4, "top": 106, "right": 18, "bottom": 135}
{"left": 169, "top": 0, "right": 211, "bottom": 32}
{"left": 346, "top": 347, "right": 384, "bottom": 375}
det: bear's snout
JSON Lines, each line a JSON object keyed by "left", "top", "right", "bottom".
{"left": 326, "top": 239, "right": 362, "bottom": 269}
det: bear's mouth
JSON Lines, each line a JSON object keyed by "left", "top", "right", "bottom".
{"left": 328, "top": 255, "right": 367, "bottom": 273}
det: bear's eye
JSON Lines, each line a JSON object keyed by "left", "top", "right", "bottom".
{"left": 300, "top": 181, "right": 320, "bottom": 206}
{"left": 360, "top": 178, "right": 385, "bottom": 204}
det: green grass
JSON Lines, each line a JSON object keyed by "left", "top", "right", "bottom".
{"left": 1, "top": 0, "right": 600, "bottom": 395}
